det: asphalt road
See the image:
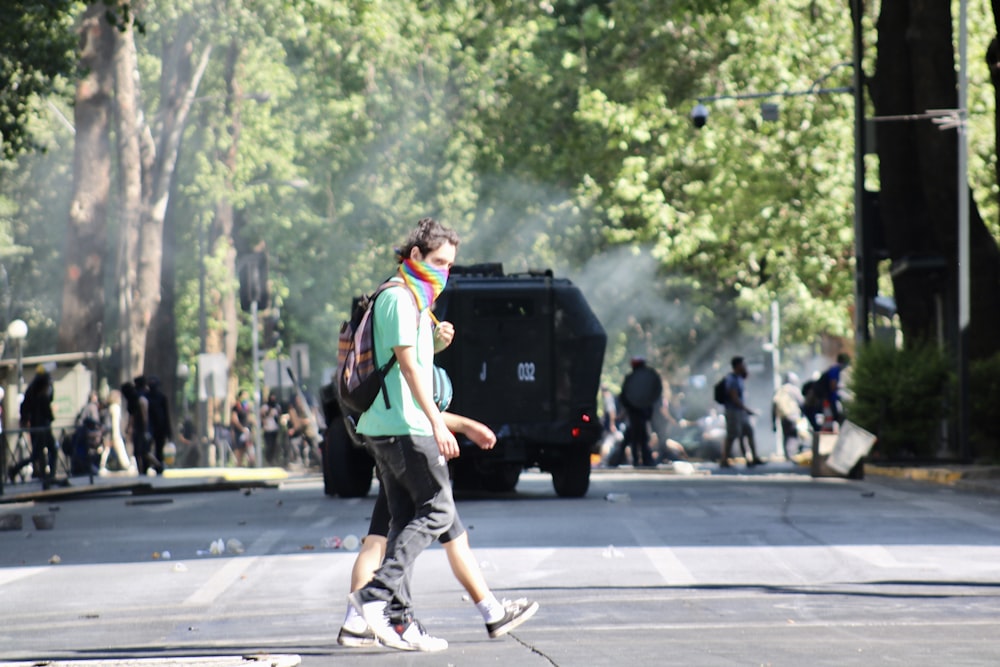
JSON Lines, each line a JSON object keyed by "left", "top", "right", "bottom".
{"left": 1, "top": 465, "right": 1000, "bottom": 666}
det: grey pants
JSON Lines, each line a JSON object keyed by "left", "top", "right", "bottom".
{"left": 357, "top": 434, "right": 457, "bottom": 618}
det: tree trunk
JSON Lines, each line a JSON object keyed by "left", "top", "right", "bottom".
{"left": 142, "top": 20, "right": 209, "bottom": 407}
{"left": 57, "top": 5, "right": 114, "bottom": 355}
{"left": 871, "top": 1, "right": 1000, "bottom": 361}
{"left": 144, "top": 166, "right": 181, "bottom": 414}
{"left": 113, "top": 11, "right": 209, "bottom": 388}
{"left": 206, "top": 38, "right": 245, "bottom": 411}
{"left": 114, "top": 15, "right": 144, "bottom": 383}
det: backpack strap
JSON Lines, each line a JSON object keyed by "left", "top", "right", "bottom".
{"left": 368, "top": 279, "right": 423, "bottom": 410}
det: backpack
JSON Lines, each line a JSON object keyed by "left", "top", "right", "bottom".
{"left": 432, "top": 364, "right": 453, "bottom": 412}
{"left": 621, "top": 366, "right": 662, "bottom": 410}
{"left": 803, "top": 370, "right": 831, "bottom": 407}
{"left": 335, "top": 281, "right": 418, "bottom": 415}
{"left": 713, "top": 376, "right": 729, "bottom": 405}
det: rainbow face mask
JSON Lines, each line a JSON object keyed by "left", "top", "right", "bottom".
{"left": 399, "top": 257, "right": 449, "bottom": 314}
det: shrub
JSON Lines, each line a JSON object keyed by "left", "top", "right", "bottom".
{"left": 846, "top": 340, "right": 951, "bottom": 460}
{"left": 970, "top": 352, "right": 1000, "bottom": 461}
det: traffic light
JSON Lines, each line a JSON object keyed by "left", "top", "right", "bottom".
{"left": 238, "top": 251, "right": 269, "bottom": 312}
{"left": 262, "top": 312, "right": 281, "bottom": 349}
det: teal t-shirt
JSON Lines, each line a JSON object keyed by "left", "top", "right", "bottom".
{"left": 356, "top": 280, "right": 435, "bottom": 437}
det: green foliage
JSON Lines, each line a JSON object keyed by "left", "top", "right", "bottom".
{"left": 970, "top": 352, "right": 1000, "bottom": 461}
{"left": 847, "top": 341, "right": 952, "bottom": 460}
{"left": 3, "top": 0, "right": 1000, "bottom": 413}
{"left": 0, "top": 1, "right": 81, "bottom": 159}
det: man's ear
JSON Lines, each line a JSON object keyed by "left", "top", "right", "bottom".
{"left": 410, "top": 246, "right": 423, "bottom": 262}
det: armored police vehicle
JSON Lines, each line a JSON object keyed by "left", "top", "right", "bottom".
{"left": 320, "top": 263, "right": 606, "bottom": 498}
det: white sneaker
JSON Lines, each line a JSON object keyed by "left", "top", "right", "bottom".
{"left": 347, "top": 592, "right": 447, "bottom": 652}
{"left": 337, "top": 625, "right": 379, "bottom": 648}
{"left": 397, "top": 618, "right": 448, "bottom": 652}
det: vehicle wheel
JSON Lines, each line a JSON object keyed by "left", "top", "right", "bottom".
{"left": 479, "top": 463, "right": 521, "bottom": 493}
{"left": 323, "top": 418, "right": 374, "bottom": 498}
{"left": 551, "top": 449, "right": 591, "bottom": 497}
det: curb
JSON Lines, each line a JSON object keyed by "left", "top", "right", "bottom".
{"left": 864, "top": 465, "right": 965, "bottom": 485}
{"left": 865, "top": 463, "right": 1000, "bottom": 494}
{"left": 0, "top": 467, "right": 302, "bottom": 504}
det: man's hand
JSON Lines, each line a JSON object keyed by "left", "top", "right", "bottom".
{"left": 462, "top": 420, "right": 496, "bottom": 450}
{"left": 441, "top": 412, "right": 495, "bottom": 451}
{"left": 433, "top": 320, "right": 455, "bottom": 352}
{"left": 432, "top": 417, "right": 461, "bottom": 460}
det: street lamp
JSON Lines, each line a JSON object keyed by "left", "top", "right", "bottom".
{"left": 7, "top": 319, "right": 27, "bottom": 398}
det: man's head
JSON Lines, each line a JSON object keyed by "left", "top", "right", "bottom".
{"left": 731, "top": 355, "right": 747, "bottom": 377}
{"left": 398, "top": 217, "right": 460, "bottom": 271}
{"left": 630, "top": 356, "right": 646, "bottom": 369}
{"left": 836, "top": 353, "right": 851, "bottom": 367}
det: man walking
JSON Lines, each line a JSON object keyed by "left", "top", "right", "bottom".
{"left": 347, "top": 218, "right": 536, "bottom": 652}
{"left": 720, "top": 356, "right": 763, "bottom": 468}
{"left": 614, "top": 357, "right": 662, "bottom": 467}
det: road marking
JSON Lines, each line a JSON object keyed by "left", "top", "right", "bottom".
{"left": 310, "top": 516, "right": 336, "bottom": 529}
{"left": 0, "top": 567, "right": 46, "bottom": 587}
{"left": 834, "top": 545, "right": 905, "bottom": 569}
{"left": 247, "top": 529, "right": 285, "bottom": 556}
{"left": 291, "top": 504, "right": 318, "bottom": 518}
{"left": 512, "top": 617, "right": 1000, "bottom": 633}
{"left": 183, "top": 558, "right": 258, "bottom": 607}
{"left": 643, "top": 548, "right": 697, "bottom": 585}
{"left": 625, "top": 520, "right": 697, "bottom": 585}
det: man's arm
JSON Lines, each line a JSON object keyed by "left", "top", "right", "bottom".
{"left": 442, "top": 412, "right": 496, "bottom": 450}
{"left": 395, "top": 345, "right": 459, "bottom": 459}
{"left": 728, "top": 380, "right": 755, "bottom": 414}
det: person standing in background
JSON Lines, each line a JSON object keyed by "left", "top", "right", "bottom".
{"left": 772, "top": 372, "right": 805, "bottom": 460}
{"left": 614, "top": 357, "right": 663, "bottom": 467}
{"left": 721, "top": 356, "right": 763, "bottom": 468}
{"left": 230, "top": 390, "right": 255, "bottom": 467}
{"left": 100, "top": 389, "right": 136, "bottom": 475}
{"left": 8, "top": 366, "right": 56, "bottom": 483}
{"left": 146, "top": 377, "right": 171, "bottom": 473}
{"left": 260, "top": 392, "right": 282, "bottom": 466}
{"left": 124, "top": 378, "right": 158, "bottom": 475}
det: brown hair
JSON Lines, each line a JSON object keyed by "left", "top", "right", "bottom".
{"left": 397, "top": 217, "right": 460, "bottom": 264}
